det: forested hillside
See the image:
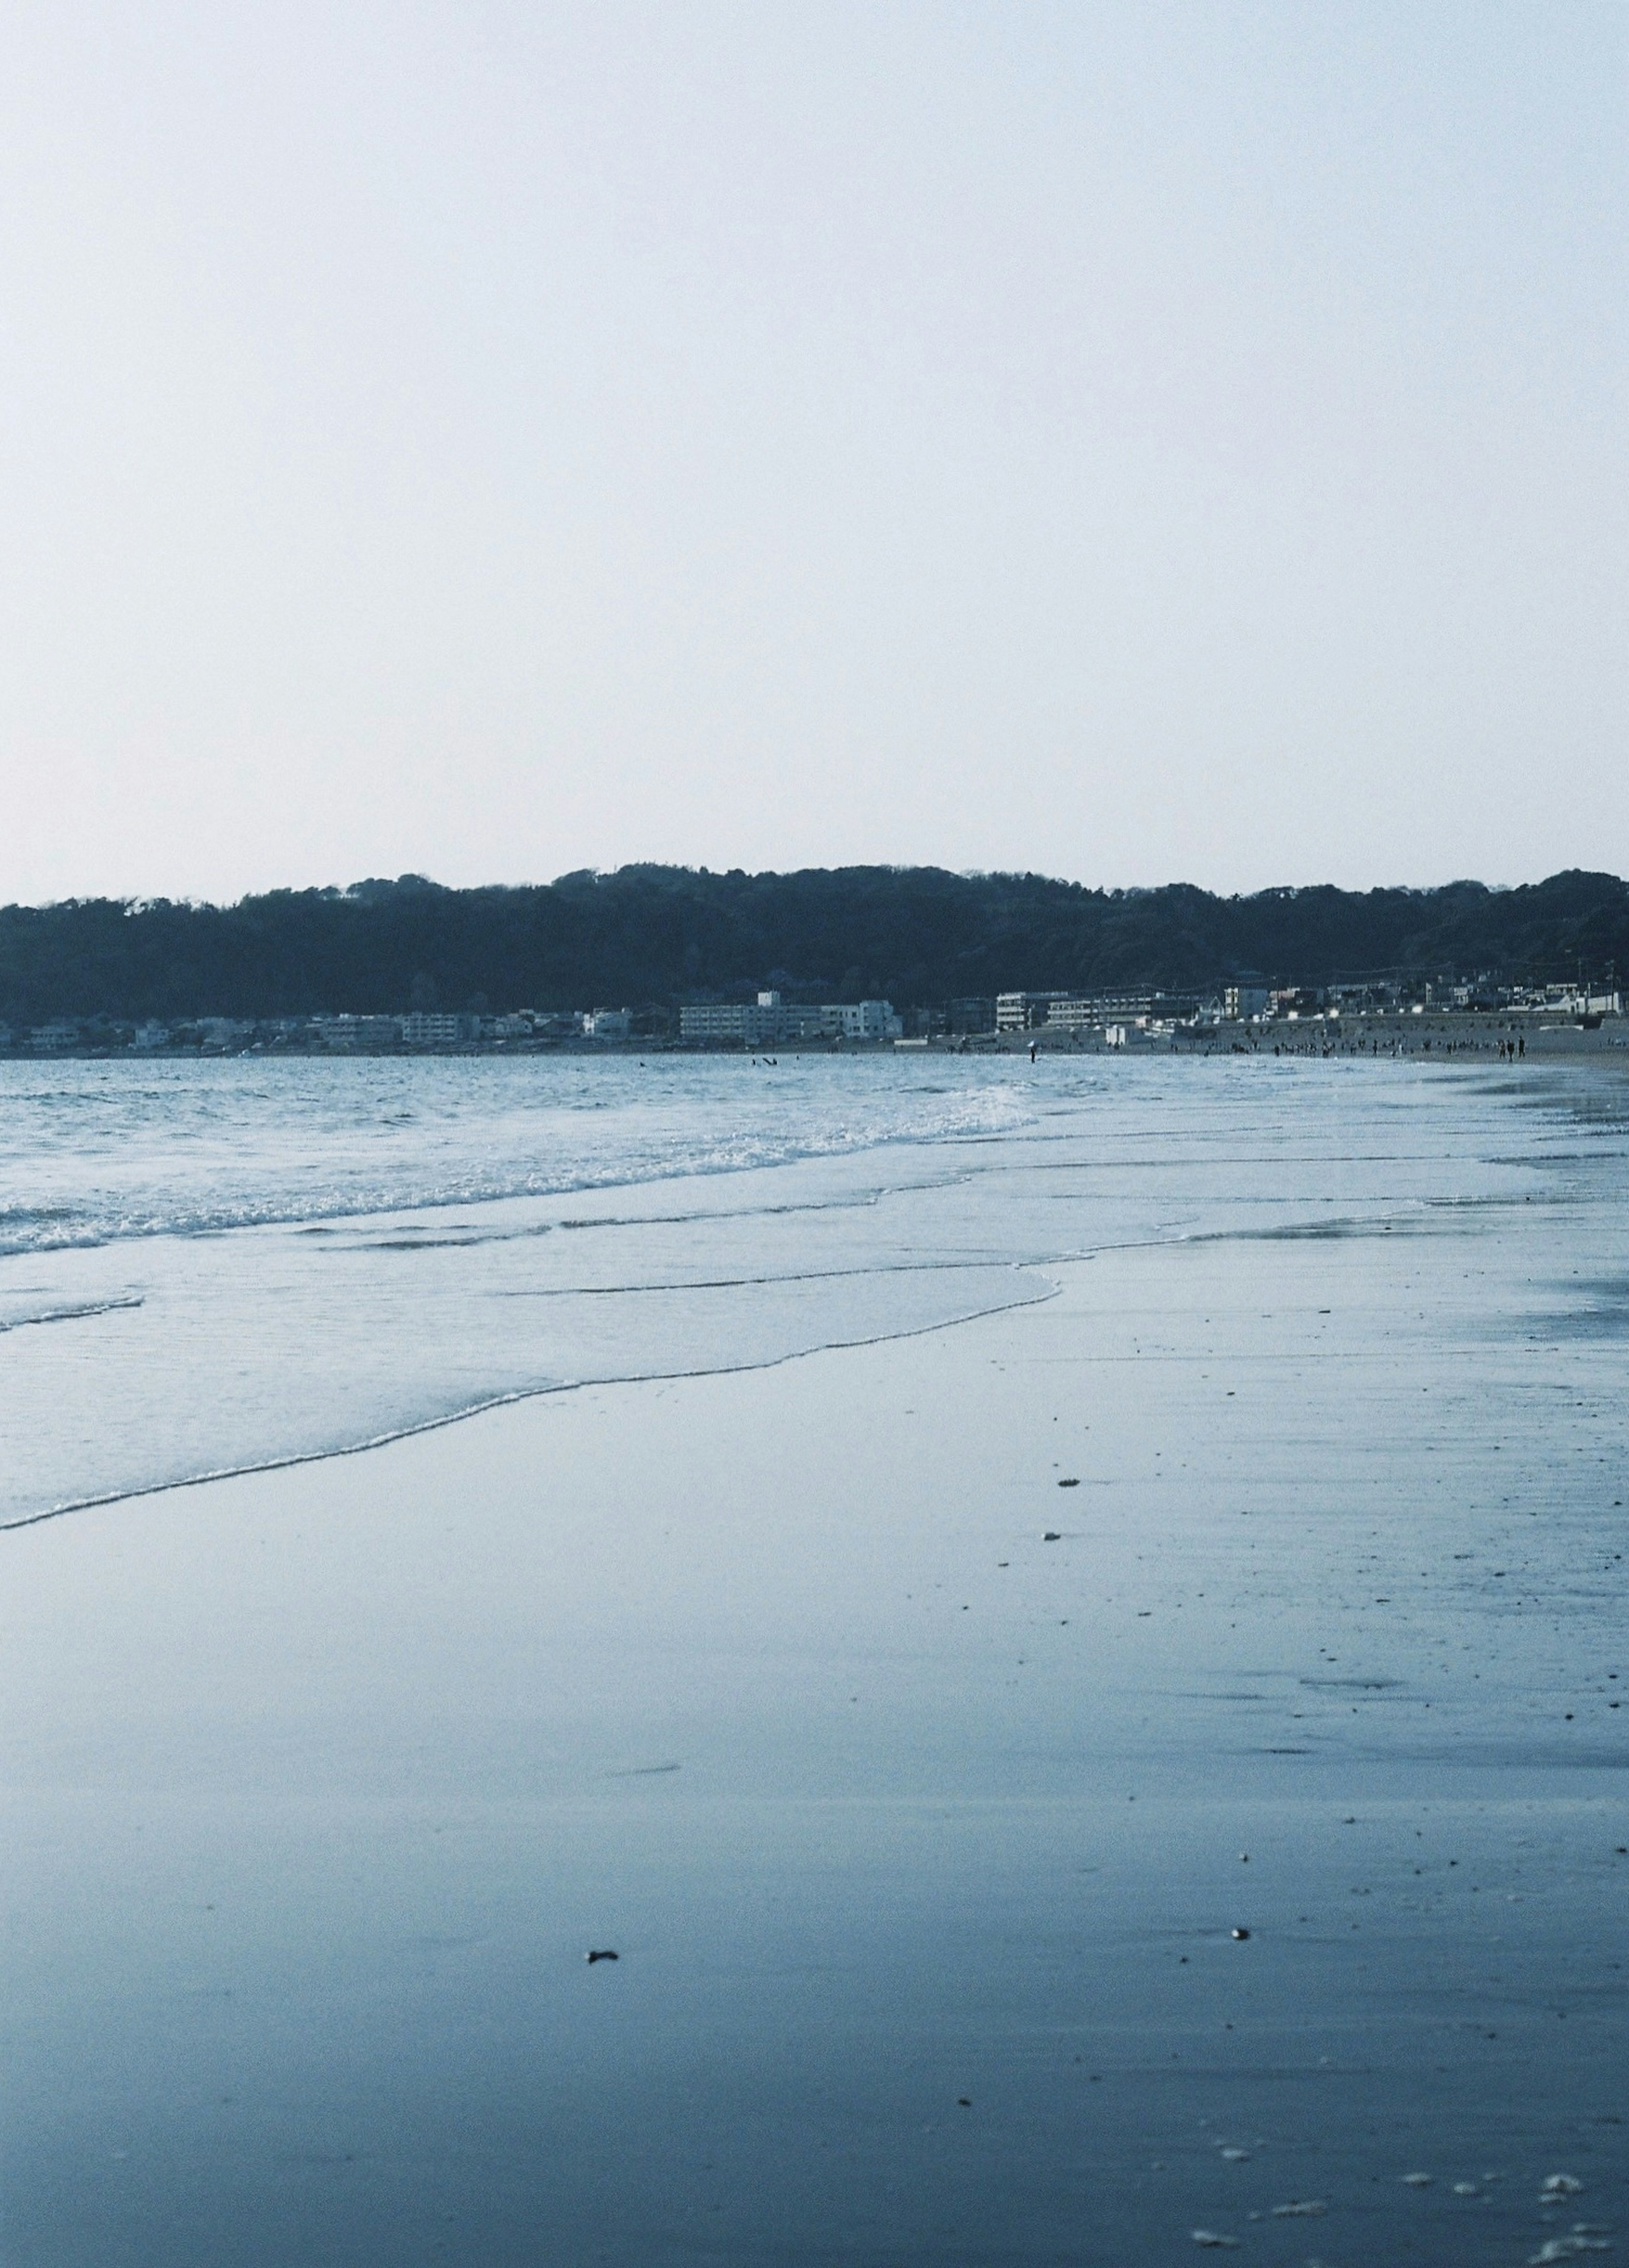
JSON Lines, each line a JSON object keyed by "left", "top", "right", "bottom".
{"left": 2, "top": 866, "right": 1625, "bottom": 1023}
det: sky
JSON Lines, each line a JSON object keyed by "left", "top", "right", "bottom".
{"left": 0, "top": 2, "right": 1623, "bottom": 906}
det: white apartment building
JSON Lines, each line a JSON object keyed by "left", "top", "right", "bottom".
{"left": 995, "top": 991, "right": 1036, "bottom": 1032}
{"left": 1001, "top": 990, "right": 1178, "bottom": 1033}
{"left": 996, "top": 990, "right": 1092, "bottom": 1031}
{"left": 1042, "top": 997, "right": 1106, "bottom": 1033}
{"left": 679, "top": 991, "right": 900, "bottom": 1045}
{"left": 679, "top": 1000, "right": 778, "bottom": 1044}
{"left": 400, "top": 1011, "right": 474, "bottom": 1046}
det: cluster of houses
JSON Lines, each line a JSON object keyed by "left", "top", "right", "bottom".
{"left": 1, "top": 1009, "right": 608, "bottom": 1057}
{"left": 1, "top": 975, "right": 1620, "bottom": 1059}
{"left": 0, "top": 991, "right": 911, "bottom": 1057}
{"left": 994, "top": 978, "right": 1623, "bottom": 1035}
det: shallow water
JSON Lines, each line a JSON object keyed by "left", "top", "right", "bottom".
{"left": 0, "top": 1052, "right": 1597, "bottom": 1526}
{"left": 2, "top": 1055, "right": 1626, "bottom": 2264}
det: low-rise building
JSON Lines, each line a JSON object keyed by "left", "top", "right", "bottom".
{"left": 1223, "top": 984, "right": 1269, "bottom": 1020}
{"left": 400, "top": 1011, "right": 476, "bottom": 1046}
{"left": 828, "top": 1000, "right": 901, "bottom": 1040}
{"left": 1041, "top": 992, "right": 1200, "bottom": 1032}
{"left": 946, "top": 998, "right": 996, "bottom": 1035}
{"left": 680, "top": 1001, "right": 772, "bottom": 1044}
{"left": 996, "top": 991, "right": 1054, "bottom": 1031}
{"left": 679, "top": 992, "right": 900, "bottom": 1045}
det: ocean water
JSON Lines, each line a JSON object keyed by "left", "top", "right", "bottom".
{"left": 0, "top": 1054, "right": 1039, "bottom": 1525}
{"left": 0, "top": 1048, "right": 1563, "bottom": 1531}
{"left": 3, "top": 1052, "right": 1628, "bottom": 2267}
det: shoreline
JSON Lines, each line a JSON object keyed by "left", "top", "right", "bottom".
{"left": 6, "top": 1009, "right": 1626, "bottom": 1063}
{"left": 3, "top": 1049, "right": 1623, "bottom": 1536}
{"left": 5, "top": 1080, "right": 1625, "bottom": 2264}
{"left": 0, "top": 1259, "right": 1058, "bottom": 1537}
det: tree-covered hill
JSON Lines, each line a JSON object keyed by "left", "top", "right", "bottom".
{"left": 1, "top": 866, "right": 1626, "bottom": 1023}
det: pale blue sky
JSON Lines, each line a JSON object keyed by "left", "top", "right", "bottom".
{"left": 1, "top": 3, "right": 1623, "bottom": 902}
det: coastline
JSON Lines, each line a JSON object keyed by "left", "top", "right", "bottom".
{"left": 5, "top": 1099, "right": 1625, "bottom": 2265}
{"left": 7, "top": 1014, "right": 1626, "bottom": 1063}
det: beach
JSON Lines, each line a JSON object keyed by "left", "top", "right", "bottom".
{"left": 2, "top": 1054, "right": 1625, "bottom": 2264}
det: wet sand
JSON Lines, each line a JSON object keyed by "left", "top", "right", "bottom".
{"left": 5, "top": 1159, "right": 1627, "bottom": 2267}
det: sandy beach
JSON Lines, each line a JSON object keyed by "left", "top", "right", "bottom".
{"left": 4, "top": 1064, "right": 1625, "bottom": 2265}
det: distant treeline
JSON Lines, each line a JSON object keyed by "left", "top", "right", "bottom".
{"left": 2, "top": 866, "right": 1626, "bottom": 1024}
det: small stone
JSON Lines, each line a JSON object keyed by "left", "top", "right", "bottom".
{"left": 1231, "top": 1927, "right": 1250, "bottom": 1940}
{"left": 1043, "top": 1530, "right": 1062, "bottom": 1542}
{"left": 585, "top": 1948, "right": 619, "bottom": 1964}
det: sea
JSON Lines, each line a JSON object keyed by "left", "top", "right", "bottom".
{"left": 3, "top": 1049, "right": 1626, "bottom": 2266}
{"left": 4, "top": 1047, "right": 1614, "bottom": 1533}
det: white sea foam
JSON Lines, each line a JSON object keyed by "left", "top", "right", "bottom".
{"left": 0, "top": 1056, "right": 1035, "bottom": 1254}
{"left": 0, "top": 1052, "right": 1612, "bottom": 1529}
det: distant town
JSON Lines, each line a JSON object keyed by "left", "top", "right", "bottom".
{"left": 4, "top": 867, "right": 1626, "bottom": 1057}
{"left": 3, "top": 975, "right": 1622, "bottom": 1058}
